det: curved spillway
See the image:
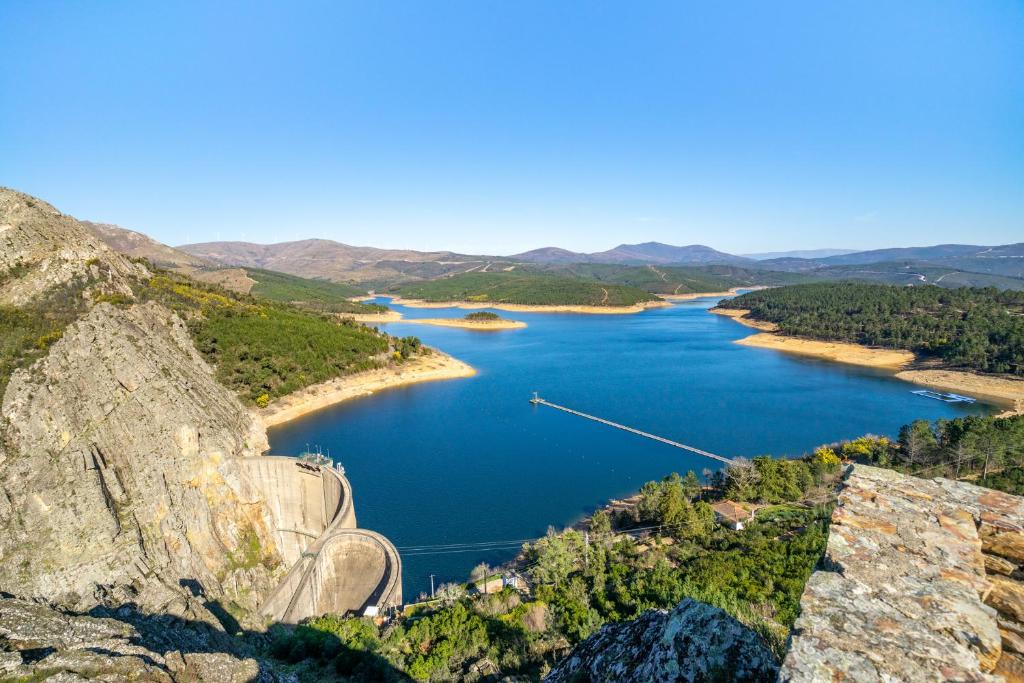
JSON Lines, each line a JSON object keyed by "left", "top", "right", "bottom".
{"left": 233, "top": 456, "right": 402, "bottom": 622}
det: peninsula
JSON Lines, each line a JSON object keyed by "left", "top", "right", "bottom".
{"left": 714, "top": 283, "right": 1024, "bottom": 412}
{"left": 258, "top": 349, "right": 476, "bottom": 428}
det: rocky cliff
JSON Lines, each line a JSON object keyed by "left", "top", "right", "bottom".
{"left": 0, "top": 188, "right": 289, "bottom": 678}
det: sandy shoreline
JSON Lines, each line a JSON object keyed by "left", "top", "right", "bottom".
{"left": 405, "top": 317, "right": 527, "bottom": 330}
{"left": 735, "top": 332, "right": 915, "bottom": 368}
{"left": 343, "top": 310, "right": 404, "bottom": 323}
{"left": 386, "top": 296, "right": 671, "bottom": 315}
{"left": 663, "top": 286, "right": 767, "bottom": 301}
{"left": 894, "top": 369, "right": 1024, "bottom": 415}
{"left": 257, "top": 350, "right": 476, "bottom": 428}
{"left": 708, "top": 307, "right": 779, "bottom": 331}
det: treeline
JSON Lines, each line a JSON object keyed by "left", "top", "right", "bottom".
{"left": 838, "top": 413, "right": 1024, "bottom": 494}
{"left": 719, "top": 282, "right": 1024, "bottom": 374}
{"left": 395, "top": 271, "right": 659, "bottom": 307}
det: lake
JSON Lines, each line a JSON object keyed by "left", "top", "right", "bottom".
{"left": 267, "top": 295, "right": 990, "bottom": 600}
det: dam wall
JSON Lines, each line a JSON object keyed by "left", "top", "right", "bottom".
{"left": 235, "top": 455, "right": 402, "bottom": 623}
{"left": 285, "top": 529, "right": 402, "bottom": 620}
{"left": 233, "top": 455, "right": 356, "bottom": 567}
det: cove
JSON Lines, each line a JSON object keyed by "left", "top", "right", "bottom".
{"left": 267, "top": 296, "right": 990, "bottom": 600}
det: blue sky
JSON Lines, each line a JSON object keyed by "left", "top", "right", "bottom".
{"left": 1, "top": 2, "right": 1021, "bottom": 254}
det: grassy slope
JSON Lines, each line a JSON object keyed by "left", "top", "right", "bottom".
{"left": 395, "top": 271, "right": 660, "bottom": 306}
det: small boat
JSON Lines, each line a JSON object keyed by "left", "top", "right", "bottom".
{"left": 911, "top": 389, "right": 976, "bottom": 404}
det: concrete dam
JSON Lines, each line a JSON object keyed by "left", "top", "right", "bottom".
{"left": 234, "top": 456, "right": 402, "bottom": 623}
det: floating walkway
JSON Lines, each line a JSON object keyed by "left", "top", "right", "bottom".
{"left": 911, "top": 389, "right": 976, "bottom": 404}
{"left": 529, "top": 393, "right": 734, "bottom": 465}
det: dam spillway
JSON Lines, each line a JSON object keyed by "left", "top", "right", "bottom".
{"left": 234, "top": 456, "right": 402, "bottom": 622}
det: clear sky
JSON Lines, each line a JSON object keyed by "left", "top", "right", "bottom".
{"left": 1, "top": 2, "right": 1021, "bottom": 255}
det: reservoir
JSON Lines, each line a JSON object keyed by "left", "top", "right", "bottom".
{"left": 267, "top": 295, "right": 990, "bottom": 600}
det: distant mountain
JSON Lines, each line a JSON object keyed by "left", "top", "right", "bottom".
{"left": 590, "top": 242, "right": 750, "bottom": 265}
{"left": 81, "top": 221, "right": 215, "bottom": 270}
{"left": 743, "top": 248, "right": 858, "bottom": 260}
{"left": 81, "top": 221, "right": 257, "bottom": 293}
{"left": 179, "top": 238, "right": 501, "bottom": 286}
{"left": 512, "top": 242, "right": 749, "bottom": 266}
{"left": 510, "top": 246, "right": 589, "bottom": 264}
{"left": 819, "top": 244, "right": 989, "bottom": 265}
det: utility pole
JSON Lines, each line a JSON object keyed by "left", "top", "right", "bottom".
{"left": 430, "top": 574, "right": 435, "bottom": 599}
{"left": 584, "top": 531, "right": 590, "bottom": 570}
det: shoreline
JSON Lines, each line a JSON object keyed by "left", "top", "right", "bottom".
{"left": 734, "top": 332, "right": 915, "bottom": 369}
{"left": 385, "top": 296, "right": 671, "bottom": 315}
{"left": 343, "top": 310, "right": 404, "bottom": 323}
{"left": 893, "top": 369, "right": 1024, "bottom": 416}
{"left": 257, "top": 350, "right": 476, "bottom": 428}
{"left": 708, "top": 307, "right": 779, "bottom": 331}
{"left": 663, "top": 286, "right": 768, "bottom": 301}
{"left": 713, "top": 310, "right": 1024, "bottom": 414}
{"left": 405, "top": 317, "right": 527, "bottom": 330}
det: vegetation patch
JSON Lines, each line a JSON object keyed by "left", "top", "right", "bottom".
{"left": 245, "top": 268, "right": 386, "bottom": 314}
{"left": 396, "top": 271, "right": 659, "bottom": 307}
{"left": 840, "top": 412, "right": 1024, "bottom": 492}
{"left": 0, "top": 274, "right": 97, "bottom": 396}
{"left": 133, "top": 271, "right": 419, "bottom": 404}
{"left": 464, "top": 311, "right": 501, "bottom": 321}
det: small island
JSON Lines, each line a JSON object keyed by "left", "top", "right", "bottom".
{"left": 407, "top": 311, "right": 527, "bottom": 330}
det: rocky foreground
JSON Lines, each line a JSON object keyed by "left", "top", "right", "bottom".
{"left": 547, "top": 465, "right": 1024, "bottom": 683}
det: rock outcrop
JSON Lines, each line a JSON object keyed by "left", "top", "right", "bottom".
{"left": 0, "top": 189, "right": 142, "bottom": 306}
{"left": 0, "top": 301, "right": 281, "bottom": 615}
{"left": 545, "top": 598, "right": 779, "bottom": 683}
{"left": 781, "top": 465, "right": 1024, "bottom": 682}
{"left": 0, "top": 188, "right": 283, "bottom": 623}
{"left": 0, "top": 596, "right": 269, "bottom": 682}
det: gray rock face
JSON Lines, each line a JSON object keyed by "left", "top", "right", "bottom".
{"left": 545, "top": 598, "right": 779, "bottom": 683}
{"left": 0, "top": 188, "right": 143, "bottom": 305}
{"left": 0, "top": 301, "right": 281, "bottom": 616}
{"left": 0, "top": 596, "right": 271, "bottom": 682}
{"left": 780, "top": 465, "right": 1024, "bottom": 683}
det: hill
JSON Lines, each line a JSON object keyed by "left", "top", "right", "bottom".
{"left": 394, "top": 271, "right": 660, "bottom": 307}
{"left": 543, "top": 263, "right": 810, "bottom": 294}
{"left": 718, "top": 282, "right": 1024, "bottom": 375}
{"left": 180, "top": 238, "right": 502, "bottom": 287}
{"left": 512, "top": 241, "right": 749, "bottom": 266}
{"left": 763, "top": 242, "right": 1024, "bottom": 280}
{"left": 743, "top": 248, "right": 858, "bottom": 260}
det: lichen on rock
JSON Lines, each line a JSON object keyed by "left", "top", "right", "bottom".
{"left": 545, "top": 598, "right": 779, "bottom": 683}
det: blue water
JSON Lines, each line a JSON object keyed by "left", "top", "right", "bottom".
{"left": 268, "top": 296, "right": 990, "bottom": 600}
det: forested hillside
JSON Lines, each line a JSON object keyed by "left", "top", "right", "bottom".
{"left": 543, "top": 263, "right": 806, "bottom": 295}
{"left": 246, "top": 267, "right": 385, "bottom": 314}
{"left": 719, "top": 283, "right": 1024, "bottom": 375}
{"left": 128, "top": 270, "right": 421, "bottom": 405}
{"left": 395, "top": 271, "right": 660, "bottom": 307}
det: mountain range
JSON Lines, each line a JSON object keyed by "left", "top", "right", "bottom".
{"left": 176, "top": 237, "right": 1024, "bottom": 285}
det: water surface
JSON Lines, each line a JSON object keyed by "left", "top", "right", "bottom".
{"left": 268, "top": 296, "right": 989, "bottom": 599}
